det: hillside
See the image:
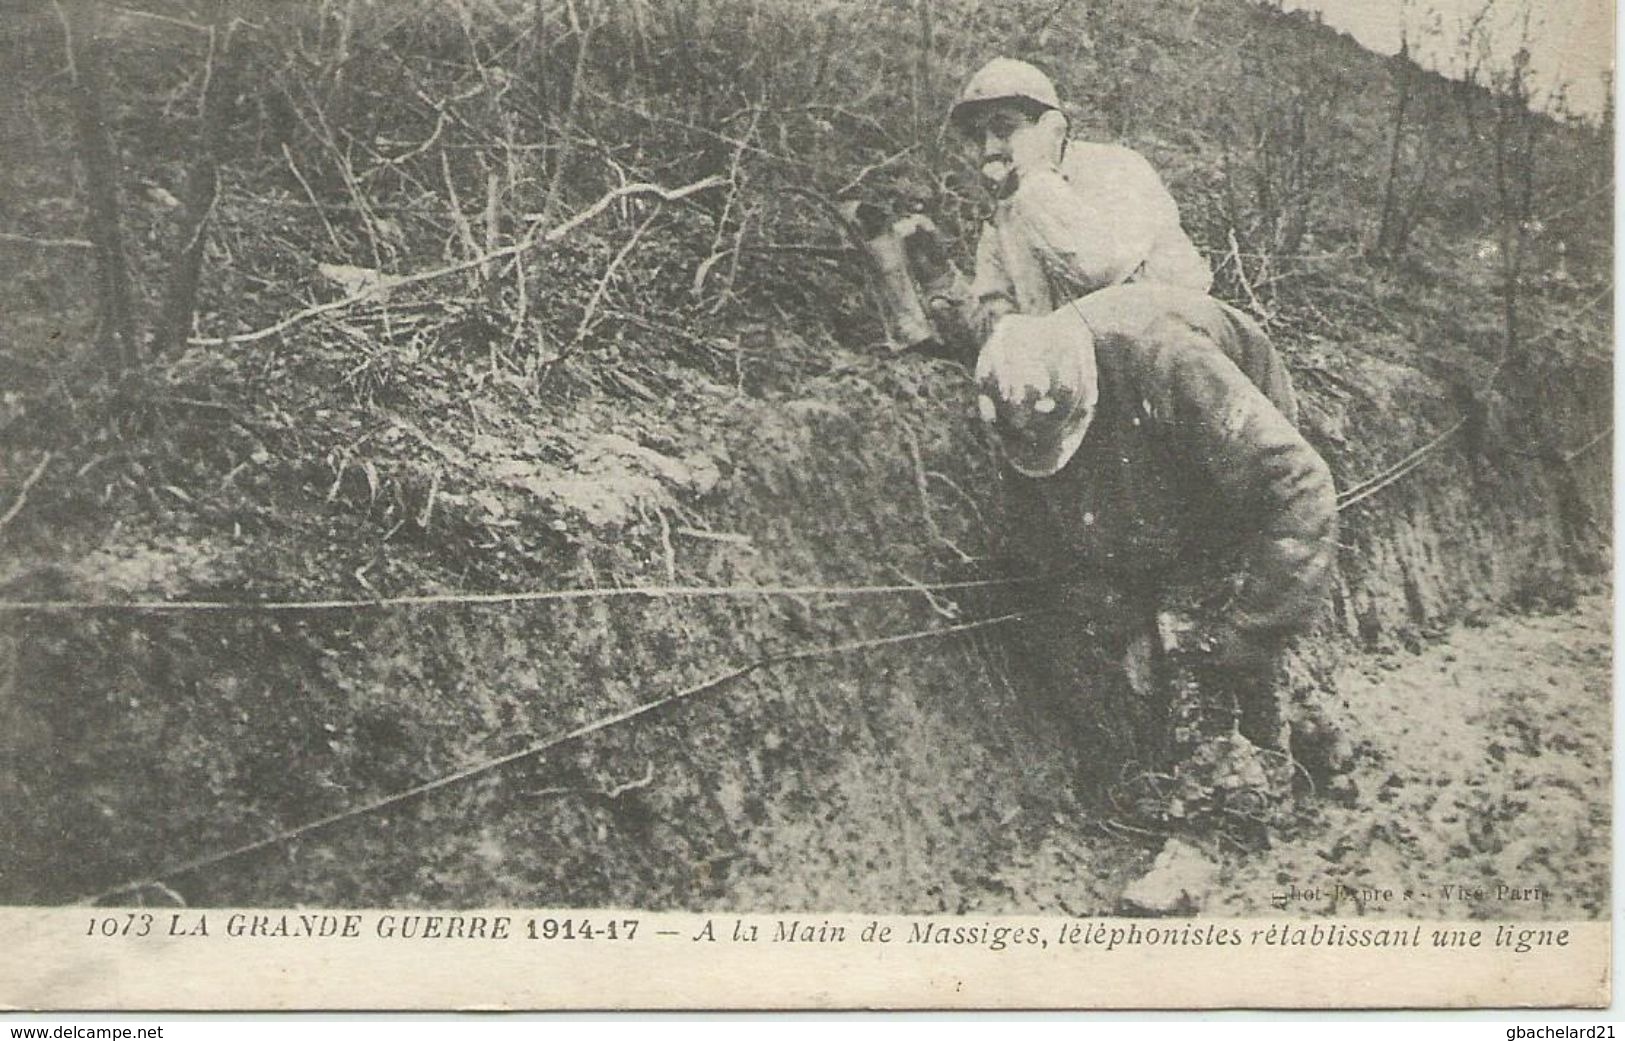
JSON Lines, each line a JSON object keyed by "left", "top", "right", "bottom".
{"left": 0, "top": 0, "right": 1611, "bottom": 911}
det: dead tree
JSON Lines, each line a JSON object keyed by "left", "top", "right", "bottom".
{"left": 1489, "top": 44, "right": 1539, "bottom": 367}
{"left": 1373, "top": 34, "right": 1416, "bottom": 257}
{"left": 153, "top": 1, "right": 235, "bottom": 357}
{"left": 911, "top": 0, "right": 937, "bottom": 176}
{"left": 61, "top": 0, "right": 139, "bottom": 370}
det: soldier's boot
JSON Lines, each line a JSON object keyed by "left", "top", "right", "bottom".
{"left": 1172, "top": 664, "right": 1297, "bottom": 838}
{"left": 1233, "top": 668, "right": 1297, "bottom": 804}
{"left": 1288, "top": 701, "right": 1358, "bottom": 803}
{"left": 1234, "top": 668, "right": 1363, "bottom": 807}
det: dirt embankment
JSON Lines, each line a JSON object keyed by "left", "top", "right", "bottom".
{"left": 2, "top": 355, "right": 1072, "bottom": 909}
{"left": 1, "top": 337, "right": 1608, "bottom": 914}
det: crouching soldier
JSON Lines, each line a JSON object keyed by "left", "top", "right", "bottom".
{"left": 974, "top": 282, "right": 1337, "bottom": 829}
{"left": 948, "top": 58, "right": 1212, "bottom": 343}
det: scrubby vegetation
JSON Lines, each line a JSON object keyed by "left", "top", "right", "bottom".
{"left": 0, "top": 0, "right": 1610, "bottom": 910}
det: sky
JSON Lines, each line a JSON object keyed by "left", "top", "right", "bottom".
{"left": 1278, "top": 0, "right": 1614, "bottom": 117}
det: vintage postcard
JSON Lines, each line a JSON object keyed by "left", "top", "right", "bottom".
{"left": 0, "top": 0, "right": 1611, "bottom": 1011}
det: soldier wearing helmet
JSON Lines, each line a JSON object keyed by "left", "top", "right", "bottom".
{"left": 975, "top": 282, "right": 1338, "bottom": 811}
{"left": 949, "top": 58, "right": 1212, "bottom": 341}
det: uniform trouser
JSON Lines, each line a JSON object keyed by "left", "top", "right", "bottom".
{"left": 1182, "top": 658, "right": 1289, "bottom": 751}
{"left": 1011, "top": 606, "right": 1161, "bottom": 786}
{"left": 1009, "top": 579, "right": 1287, "bottom": 787}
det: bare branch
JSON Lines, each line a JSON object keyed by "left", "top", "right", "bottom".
{"left": 106, "top": 4, "right": 210, "bottom": 33}
{"left": 0, "top": 452, "right": 54, "bottom": 532}
{"left": 571, "top": 206, "right": 661, "bottom": 346}
{"left": 190, "top": 176, "right": 728, "bottom": 346}
{"left": 835, "top": 143, "right": 917, "bottom": 197}
{"left": 1226, "top": 227, "right": 1274, "bottom": 323}
{"left": 282, "top": 142, "right": 344, "bottom": 253}
{"left": 1561, "top": 424, "right": 1613, "bottom": 464}
{"left": 537, "top": 0, "right": 596, "bottom": 228}
{"left": 0, "top": 232, "right": 93, "bottom": 249}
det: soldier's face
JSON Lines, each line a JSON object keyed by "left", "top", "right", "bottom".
{"left": 969, "top": 102, "right": 1038, "bottom": 164}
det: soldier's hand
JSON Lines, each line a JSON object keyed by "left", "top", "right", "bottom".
{"left": 1008, "top": 110, "right": 1067, "bottom": 176}
{"left": 1157, "top": 612, "right": 1274, "bottom": 670}
{"left": 1203, "top": 621, "right": 1279, "bottom": 671}
{"left": 1154, "top": 610, "right": 1205, "bottom": 656}
{"left": 980, "top": 158, "right": 1014, "bottom": 194}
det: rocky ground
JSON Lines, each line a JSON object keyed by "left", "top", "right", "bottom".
{"left": 978, "top": 593, "right": 1611, "bottom": 920}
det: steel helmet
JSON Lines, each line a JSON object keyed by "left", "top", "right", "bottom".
{"left": 974, "top": 307, "right": 1098, "bottom": 478}
{"left": 950, "top": 58, "right": 1062, "bottom": 135}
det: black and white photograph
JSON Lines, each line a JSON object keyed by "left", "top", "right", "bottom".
{"left": 0, "top": 0, "right": 1612, "bottom": 1010}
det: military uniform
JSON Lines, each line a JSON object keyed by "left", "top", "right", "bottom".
{"left": 949, "top": 58, "right": 1332, "bottom": 808}
{"left": 970, "top": 143, "right": 1213, "bottom": 337}
{"left": 986, "top": 285, "right": 1335, "bottom": 798}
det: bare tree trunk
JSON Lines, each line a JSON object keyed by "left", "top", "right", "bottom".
{"left": 539, "top": 0, "right": 594, "bottom": 229}
{"left": 62, "top": 0, "right": 139, "bottom": 370}
{"left": 1375, "top": 40, "right": 1413, "bottom": 257}
{"left": 1392, "top": 105, "right": 1441, "bottom": 255}
{"left": 913, "top": 0, "right": 934, "bottom": 162}
{"left": 1493, "top": 97, "right": 1519, "bottom": 364}
{"left": 1282, "top": 99, "right": 1310, "bottom": 253}
{"left": 1492, "top": 72, "right": 1533, "bottom": 368}
{"left": 153, "top": 1, "right": 233, "bottom": 356}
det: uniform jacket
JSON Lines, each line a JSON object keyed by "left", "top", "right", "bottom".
{"left": 971, "top": 142, "right": 1213, "bottom": 328}
{"left": 1002, "top": 284, "right": 1335, "bottom": 663}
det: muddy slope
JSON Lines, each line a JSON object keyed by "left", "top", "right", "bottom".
{"left": 994, "top": 594, "right": 1611, "bottom": 919}
{"left": 2, "top": 334, "right": 1608, "bottom": 911}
